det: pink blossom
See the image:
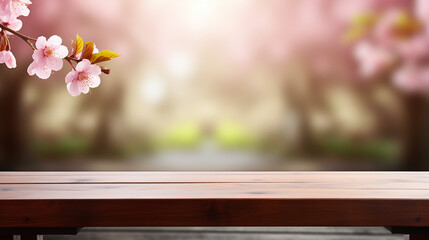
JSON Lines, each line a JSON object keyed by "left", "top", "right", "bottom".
{"left": 374, "top": 9, "right": 400, "bottom": 46}
{"left": 0, "top": 1, "right": 9, "bottom": 18}
{"left": 398, "top": 35, "right": 429, "bottom": 61}
{"left": 27, "top": 35, "right": 68, "bottom": 79}
{"left": 393, "top": 65, "right": 429, "bottom": 92}
{"left": 0, "top": 0, "right": 31, "bottom": 19}
{"left": 0, "top": 15, "right": 22, "bottom": 32}
{"left": 354, "top": 41, "right": 394, "bottom": 77}
{"left": 65, "top": 59, "right": 101, "bottom": 97}
{"left": 416, "top": 0, "right": 429, "bottom": 28}
{"left": 0, "top": 50, "right": 16, "bottom": 68}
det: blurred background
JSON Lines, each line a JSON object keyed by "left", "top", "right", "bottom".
{"left": 1, "top": 0, "right": 429, "bottom": 171}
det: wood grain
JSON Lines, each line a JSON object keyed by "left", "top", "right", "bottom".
{"left": 0, "top": 172, "right": 428, "bottom": 228}
{"left": 1, "top": 171, "right": 428, "bottom": 184}
{"left": 1, "top": 199, "right": 429, "bottom": 227}
{"left": 1, "top": 183, "right": 429, "bottom": 199}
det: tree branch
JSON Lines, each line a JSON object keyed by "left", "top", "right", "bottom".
{"left": 0, "top": 23, "right": 37, "bottom": 50}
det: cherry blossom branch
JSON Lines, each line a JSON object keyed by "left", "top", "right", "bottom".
{"left": 0, "top": 23, "right": 37, "bottom": 50}
{"left": 67, "top": 59, "right": 76, "bottom": 71}
{"left": 0, "top": 23, "right": 80, "bottom": 64}
{"left": 65, "top": 56, "right": 80, "bottom": 63}
{"left": 0, "top": 1, "right": 120, "bottom": 97}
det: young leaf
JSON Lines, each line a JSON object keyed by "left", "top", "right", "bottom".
{"left": 394, "top": 11, "right": 422, "bottom": 38}
{"left": 90, "top": 50, "right": 121, "bottom": 64}
{"left": 0, "top": 36, "right": 6, "bottom": 51}
{"left": 72, "top": 35, "right": 84, "bottom": 56}
{"left": 100, "top": 66, "right": 111, "bottom": 74}
{"left": 82, "top": 41, "right": 94, "bottom": 60}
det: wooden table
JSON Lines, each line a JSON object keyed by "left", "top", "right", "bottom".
{"left": 0, "top": 172, "right": 428, "bottom": 240}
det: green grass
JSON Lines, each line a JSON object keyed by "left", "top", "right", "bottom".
{"left": 317, "top": 137, "right": 398, "bottom": 162}
{"left": 156, "top": 122, "right": 203, "bottom": 149}
{"left": 214, "top": 121, "right": 258, "bottom": 149}
{"left": 31, "top": 136, "right": 90, "bottom": 157}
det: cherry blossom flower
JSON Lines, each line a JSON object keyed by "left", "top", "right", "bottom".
{"left": 393, "top": 65, "right": 429, "bottom": 92}
{"left": 374, "top": 9, "right": 401, "bottom": 46}
{"left": 416, "top": 0, "right": 429, "bottom": 28}
{"left": 354, "top": 41, "right": 394, "bottom": 77}
{"left": 0, "top": 1, "right": 9, "bottom": 18}
{"left": 398, "top": 35, "right": 429, "bottom": 61}
{"left": 0, "top": 49, "right": 16, "bottom": 68}
{"left": 27, "top": 35, "right": 68, "bottom": 79}
{"left": 0, "top": 15, "right": 22, "bottom": 32}
{"left": 0, "top": 0, "right": 32, "bottom": 19}
{"left": 65, "top": 59, "right": 101, "bottom": 97}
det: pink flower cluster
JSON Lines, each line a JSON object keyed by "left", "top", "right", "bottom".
{"left": 0, "top": 0, "right": 30, "bottom": 68}
{"left": 350, "top": 0, "right": 429, "bottom": 93}
{"left": 0, "top": 0, "right": 119, "bottom": 97}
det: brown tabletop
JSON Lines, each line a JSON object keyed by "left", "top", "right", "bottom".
{"left": 0, "top": 172, "right": 429, "bottom": 228}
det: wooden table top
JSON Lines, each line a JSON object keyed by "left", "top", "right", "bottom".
{"left": 1, "top": 172, "right": 429, "bottom": 228}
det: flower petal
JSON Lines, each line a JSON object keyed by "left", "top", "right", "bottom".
{"left": 88, "top": 64, "right": 102, "bottom": 75}
{"left": 48, "top": 35, "right": 62, "bottom": 47}
{"left": 393, "top": 65, "right": 429, "bottom": 92}
{"left": 65, "top": 70, "right": 78, "bottom": 83}
{"left": 76, "top": 59, "right": 91, "bottom": 72}
{"left": 67, "top": 81, "right": 81, "bottom": 97}
{"left": 35, "top": 36, "right": 47, "bottom": 49}
{"left": 31, "top": 49, "right": 46, "bottom": 65}
{"left": 78, "top": 81, "right": 90, "bottom": 94}
{"left": 0, "top": 51, "right": 6, "bottom": 63}
{"left": 27, "top": 61, "right": 38, "bottom": 76}
{"left": 54, "top": 45, "right": 68, "bottom": 59}
{"left": 35, "top": 65, "right": 52, "bottom": 79}
{"left": 88, "top": 74, "right": 101, "bottom": 88}
{"left": 6, "top": 18, "right": 22, "bottom": 32}
{"left": 5, "top": 51, "right": 16, "bottom": 68}
{"left": 46, "top": 56, "right": 63, "bottom": 71}
{"left": 0, "top": 51, "right": 15, "bottom": 68}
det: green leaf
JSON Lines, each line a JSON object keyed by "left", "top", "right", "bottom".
{"left": 90, "top": 50, "right": 121, "bottom": 64}
{"left": 82, "top": 41, "right": 94, "bottom": 60}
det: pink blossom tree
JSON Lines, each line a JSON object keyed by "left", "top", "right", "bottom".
{"left": 348, "top": 0, "right": 429, "bottom": 169}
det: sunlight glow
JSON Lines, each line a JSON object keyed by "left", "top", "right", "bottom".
{"left": 140, "top": 74, "right": 167, "bottom": 104}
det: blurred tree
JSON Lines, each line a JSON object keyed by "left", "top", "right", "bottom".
{"left": 347, "top": 0, "right": 429, "bottom": 169}
{"left": 0, "top": 64, "right": 29, "bottom": 169}
{"left": 400, "top": 95, "right": 429, "bottom": 170}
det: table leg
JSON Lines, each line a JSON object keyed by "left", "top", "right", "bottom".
{"left": 0, "top": 228, "right": 81, "bottom": 239}
{"left": 408, "top": 234, "right": 429, "bottom": 240}
{"left": 387, "top": 227, "right": 429, "bottom": 240}
{"left": 0, "top": 235, "right": 14, "bottom": 240}
{"left": 0, "top": 236, "right": 42, "bottom": 240}
{"left": 24, "top": 236, "right": 42, "bottom": 240}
